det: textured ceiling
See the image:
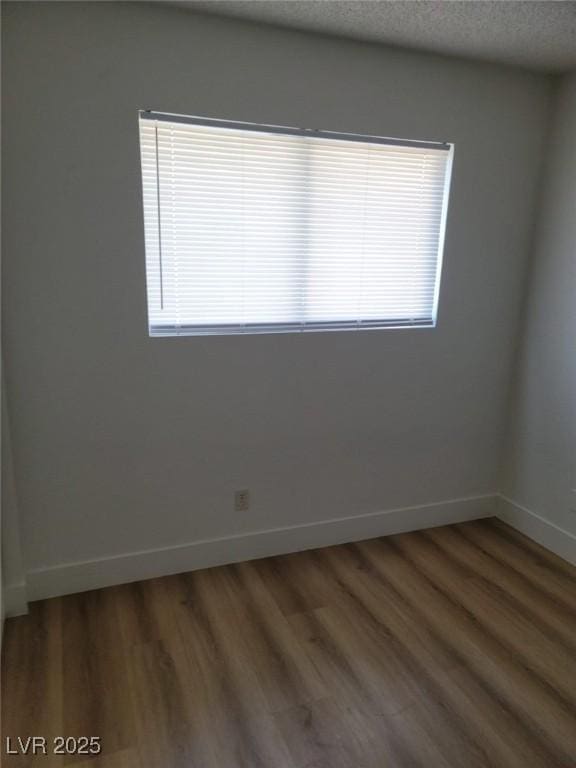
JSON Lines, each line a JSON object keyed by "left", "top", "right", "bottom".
{"left": 178, "top": 1, "right": 576, "bottom": 74}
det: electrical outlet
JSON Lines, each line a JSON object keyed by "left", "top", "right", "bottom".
{"left": 235, "top": 489, "right": 250, "bottom": 512}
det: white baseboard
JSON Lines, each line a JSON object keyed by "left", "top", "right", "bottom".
{"left": 3, "top": 582, "right": 29, "bottom": 618}
{"left": 497, "top": 495, "right": 576, "bottom": 566}
{"left": 26, "top": 494, "right": 496, "bottom": 602}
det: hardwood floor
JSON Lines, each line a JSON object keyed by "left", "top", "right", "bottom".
{"left": 2, "top": 518, "right": 576, "bottom": 767}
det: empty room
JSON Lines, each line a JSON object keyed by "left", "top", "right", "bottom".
{"left": 1, "top": 1, "right": 575, "bottom": 765}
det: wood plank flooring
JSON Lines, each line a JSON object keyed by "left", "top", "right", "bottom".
{"left": 2, "top": 518, "right": 576, "bottom": 767}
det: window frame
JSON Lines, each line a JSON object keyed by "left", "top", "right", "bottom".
{"left": 139, "top": 111, "right": 454, "bottom": 337}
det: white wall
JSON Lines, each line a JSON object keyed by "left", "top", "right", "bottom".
{"left": 502, "top": 71, "right": 576, "bottom": 550}
{"left": 2, "top": 2, "right": 550, "bottom": 588}
{"left": 2, "top": 389, "right": 26, "bottom": 614}
{"left": 0, "top": 2, "right": 2, "bottom": 632}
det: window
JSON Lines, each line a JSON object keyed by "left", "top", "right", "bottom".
{"left": 139, "top": 111, "right": 453, "bottom": 336}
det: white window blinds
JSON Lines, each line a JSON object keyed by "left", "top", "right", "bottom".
{"left": 139, "top": 112, "right": 453, "bottom": 336}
